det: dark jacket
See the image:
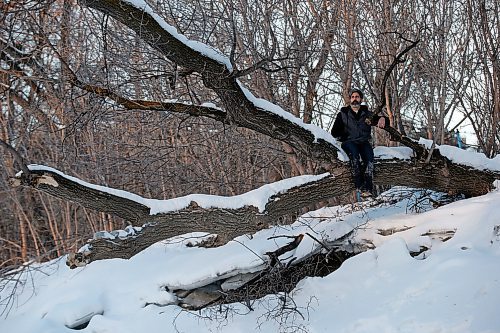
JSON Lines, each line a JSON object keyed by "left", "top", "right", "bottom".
{"left": 330, "top": 105, "right": 386, "bottom": 143}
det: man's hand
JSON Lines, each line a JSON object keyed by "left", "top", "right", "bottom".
{"left": 365, "top": 117, "right": 386, "bottom": 128}
{"left": 377, "top": 117, "right": 386, "bottom": 128}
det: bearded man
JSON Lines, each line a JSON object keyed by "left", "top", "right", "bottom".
{"left": 331, "top": 88, "right": 388, "bottom": 200}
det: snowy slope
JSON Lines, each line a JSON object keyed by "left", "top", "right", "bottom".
{"left": 1, "top": 187, "right": 500, "bottom": 333}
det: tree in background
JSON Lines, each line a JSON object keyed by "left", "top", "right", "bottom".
{"left": 0, "top": 0, "right": 498, "bottom": 274}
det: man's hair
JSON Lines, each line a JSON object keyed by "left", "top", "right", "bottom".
{"left": 349, "top": 88, "right": 364, "bottom": 99}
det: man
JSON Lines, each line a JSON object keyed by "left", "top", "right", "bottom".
{"left": 331, "top": 88, "right": 387, "bottom": 200}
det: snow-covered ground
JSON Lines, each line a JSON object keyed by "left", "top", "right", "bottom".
{"left": 1, "top": 183, "right": 499, "bottom": 333}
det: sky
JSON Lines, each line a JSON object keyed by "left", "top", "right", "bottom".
{"left": 1, "top": 145, "right": 500, "bottom": 333}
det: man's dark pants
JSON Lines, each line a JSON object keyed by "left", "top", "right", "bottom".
{"left": 341, "top": 141, "right": 374, "bottom": 193}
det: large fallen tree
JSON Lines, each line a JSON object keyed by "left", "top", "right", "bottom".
{"left": 11, "top": 148, "right": 498, "bottom": 267}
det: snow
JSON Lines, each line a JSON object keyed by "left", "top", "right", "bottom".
{"left": 419, "top": 138, "right": 500, "bottom": 171}
{"left": 124, "top": 0, "right": 233, "bottom": 71}
{"left": 1, "top": 178, "right": 500, "bottom": 332}
{"left": 19, "top": 165, "right": 330, "bottom": 214}
{"left": 237, "top": 81, "right": 347, "bottom": 159}
{"left": 146, "top": 172, "right": 330, "bottom": 214}
{"left": 200, "top": 102, "right": 224, "bottom": 111}
{"left": 374, "top": 146, "right": 414, "bottom": 160}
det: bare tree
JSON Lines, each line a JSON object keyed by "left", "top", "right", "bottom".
{"left": 0, "top": 1, "right": 499, "bottom": 312}
{"left": 464, "top": 0, "right": 500, "bottom": 156}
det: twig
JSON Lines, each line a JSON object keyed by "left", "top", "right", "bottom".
{"left": 374, "top": 36, "right": 420, "bottom": 115}
{"left": 304, "top": 232, "right": 330, "bottom": 251}
{"left": 265, "top": 234, "right": 304, "bottom": 267}
{"left": 0, "top": 139, "right": 30, "bottom": 176}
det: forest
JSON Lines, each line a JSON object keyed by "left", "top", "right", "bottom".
{"left": 0, "top": 0, "right": 499, "bottom": 280}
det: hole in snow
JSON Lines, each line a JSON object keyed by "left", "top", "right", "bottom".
{"left": 410, "top": 229, "right": 457, "bottom": 260}
{"left": 421, "top": 229, "right": 456, "bottom": 242}
{"left": 65, "top": 311, "right": 104, "bottom": 330}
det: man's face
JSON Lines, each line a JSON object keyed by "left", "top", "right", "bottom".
{"left": 350, "top": 93, "right": 362, "bottom": 106}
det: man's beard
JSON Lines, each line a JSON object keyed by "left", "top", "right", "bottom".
{"left": 351, "top": 101, "right": 360, "bottom": 106}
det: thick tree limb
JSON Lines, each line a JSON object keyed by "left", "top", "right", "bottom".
{"left": 13, "top": 167, "right": 150, "bottom": 223}
{"left": 81, "top": 0, "right": 341, "bottom": 163}
{"left": 77, "top": 82, "right": 227, "bottom": 122}
{"left": 12, "top": 166, "right": 352, "bottom": 265}
{"left": 13, "top": 157, "right": 499, "bottom": 267}
{"left": 375, "top": 158, "right": 497, "bottom": 196}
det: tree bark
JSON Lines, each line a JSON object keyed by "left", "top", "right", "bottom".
{"left": 13, "top": 155, "right": 498, "bottom": 267}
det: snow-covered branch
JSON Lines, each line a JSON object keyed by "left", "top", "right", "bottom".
{"left": 81, "top": 0, "right": 344, "bottom": 163}
{"left": 12, "top": 164, "right": 355, "bottom": 266}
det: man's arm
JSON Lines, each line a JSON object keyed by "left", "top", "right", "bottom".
{"left": 330, "top": 112, "right": 344, "bottom": 138}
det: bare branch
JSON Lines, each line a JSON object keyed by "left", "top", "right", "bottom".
{"left": 78, "top": 82, "right": 228, "bottom": 121}
{"left": 0, "top": 139, "right": 30, "bottom": 178}
{"left": 375, "top": 35, "right": 420, "bottom": 115}
{"left": 265, "top": 234, "right": 304, "bottom": 267}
